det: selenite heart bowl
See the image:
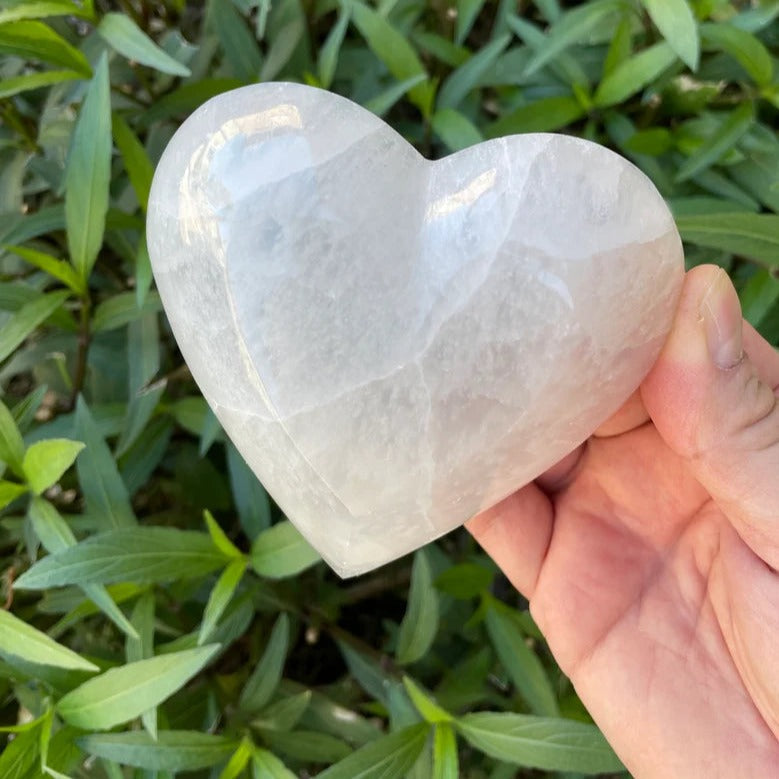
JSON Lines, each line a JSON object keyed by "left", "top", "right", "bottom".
{"left": 146, "top": 82, "right": 684, "bottom": 577}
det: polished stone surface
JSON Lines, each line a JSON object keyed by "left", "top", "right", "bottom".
{"left": 147, "top": 83, "right": 684, "bottom": 577}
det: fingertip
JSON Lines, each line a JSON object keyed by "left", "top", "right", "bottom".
{"left": 466, "top": 484, "right": 554, "bottom": 599}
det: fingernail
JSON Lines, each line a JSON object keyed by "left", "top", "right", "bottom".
{"left": 700, "top": 269, "right": 743, "bottom": 369}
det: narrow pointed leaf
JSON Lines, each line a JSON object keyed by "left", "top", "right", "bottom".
{"left": 240, "top": 613, "right": 290, "bottom": 712}
{"left": 675, "top": 212, "right": 779, "bottom": 268}
{"left": 432, "top": 723, "right": 458, "bottom": 779}
{"left": 676, "top": 103, "right": 754, "bottom": 182}
{"left": 78, "top": 731, "right": 234, "bottom": 771}
{"left": 318, "top": 6, "right": 350, "bottom": 88}
{"left": 700, "top": 22, "right": 773, "bottom": 86}
{"left": 57, "top": 644, "right": 219, "bottom": 729}
{"left": 403, "top": 677, "right": 452, "bottom": 723}
{"left": 98, "top": 13, "right": 190, "bottom": 77}
{"left": 317, "top": 723, "right": 429, "bottom": 779}
{"left": 111, "top": 114, "right": 154, "bottom": 212}
{"left": 485, "top": 604, "right": 558, "bottom": 716}
{"left": 27, "top": 497, "right": 138, "bottom": 639}
{"left": 396, "top": 549, "right": 438, "bottom": 665}
{"left": 15, "top": 527, "right": 228, "bottom": 589}
{"left": 0, "top": 398, "right": 25, "bottom": 476}
{"left": 524, "top": 0, "right": 623, "bottom": 76}
{"left": 199, "top": 559, "right": 246, "bottom": 645}
{"left": 457, "top": 712, "right": 624, "bottom": 773}
{"left": 641, "top": 0, "right": 699, "bottom": 70}
{"left": 594, "top": 41, "right": 677, "bottom": 107}
{"left": 0, "top": 69, "right": 83, "bottom": 99}
{"left": 4, "top": 245, "right": 85, "bottom": 294}
{"left": 349, "top": 1, "right": 433, "bottom": 115}
{"left": 74, "top": 397, "right": 137, "bottom": 528}
{"left": 65, "top": 53, "right": 111, "bottom": 279}
{"left": 251, "top": 748, "right": 296, "bottom": 779}
{"left": 204, "top": 509, "right": 242, "bottom": 558}
{"left": 438, "top": 33, "right": 510, "bottom": 109}
{"left": 0, "top": 290, "right": 69, "bottom": 364}
{"left": 0, "top": 20, "right": 90, "bottom": 74}
{"left": 0, "top": 608, "right": 98, "bottom": 672}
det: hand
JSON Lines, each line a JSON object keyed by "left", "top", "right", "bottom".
{"left": 467, "top": 265, "right": 779, "bottom": 778}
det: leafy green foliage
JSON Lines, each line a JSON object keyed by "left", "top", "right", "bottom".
{"left": 0, "top": 0, "right": 776, "bottom": 776}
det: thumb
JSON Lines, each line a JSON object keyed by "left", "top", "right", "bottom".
{"left": 642, "top": 264, "right": 779, "bottom": 570}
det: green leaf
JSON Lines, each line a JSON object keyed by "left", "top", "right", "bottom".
{"left": 199, "top": 558, "right": 246, "bottom": 645}
{"left": 641, "top": 0, "right": 699, "bottom": 70}
{"left": 506, "top": 15, "right": 588, "bottom": 87}
{"left": 4, "top": 245, "right": 85, "bottom": 294}
{"left": 432, "top": 723, "right": 458, "bottom": 779}
{"left": 126, "top": 591, "right": 157, "bottom": 737}
{"left": 0, "top": 720, "right": 40, "bottom": 779}
{"left": 437, "top": 34, "right": 510, "bottom": 109}
{"left": 261, "top": 729, "right": 351, "bottom": 763}
{"left": 250, "top": 520, "right": 320, "bottom": 578}
{"left": 15, "top": 526, "right": 229, "bottom": 589}
{"left": 431, "top": 108, "right": 483, "bottom": 152}
{"left": 74, "top": 397, "right": 137, "bottom": 528}
{"left": 318, "top": 6, "right": 350, "bottom": 88}
{"left": 675, "top": 103, "right": 754, "bottom": 182}
{"left": 434, "top": 562, "right": 493, "bottom": 599}
{"left": 91, "top": 290, "right": 162, "bottom": 333}
{"left": 0, "top": 68, "right": 83, "bottom": 99}
{"left": 602, "top": 13, "right": 632, "bottom": 76}
{"left": 0, "top": 397, "right": 25, "bottom": 476}
{"left": 363, "top": 74, "right": 427, "bottom": 117}
{"left": 0, "top": 480, "right": 27, "bottom": 509}
{"left": 318, "top": 723, "right": 429, "bottom": 779}
{"left": 240, "top": 613, "right": 290, "bottom": 712}
{"left": 0, "top": 290, "right": 69, "bottom": 364}
{"left": 675, "top": 212, "right": 779, "bottom": 268}
{"left": 204, "top": 509, "right": 243, "bottom": 558}
{"left": 700, "top": 22, "right": 773, "bottom": 87}
{"left": 485, "top": 603, "right": 558, "bottom": 716}
{"left": 0, "top": 1, "right": 92, "bottom": 24}
{"left": 396, "top": 549, "right": 439, "bottom": 665}
{"left": 65, "top": 53, "right": 111, "bottom": 280}
{"left": 22, "top": 438, "right": 84, "bottom": 495}
{"left": 98, "top": 13, "right": 191, "bottom": 77}
{"left": 251, "top": 748, "right": 296, "bottom": 779}
{"left": 218, "top": 738, "right": 253, "bottom": 779}
{"left": 594, "top": 41, "right": 677, "bottom": 108}
{"left": 226, "top": 442, "right": 271, "bottom": 539}
{"left": 57, "top": 644, "right": 219, "bottom": 729}
{"left": 456, "top": 712, "right": 623, "bottom": 773}
{"left": 251, "top": 690, "right": 312, "bottom": 732}
{"left": 111, "top": 114, "right": 154, "bottom": 212}
{"left": 349, "top": 1, "right": 433, "bottom": 115}
{"left": 403, "top": 677, "right": 452, "bottom": 723}
{"left": 78, "top": 731, "right": 235, "bottom": 771}
{"left": 210, "top": 0, "right": 262, "bottom": 82}
{"left": 0, "top": 608, "right": 98, "bottom": 672}
{"left": 0, "top": 20, "right": 90, "bottom": 74}
{"left": 524, "top": 0, "right": 623, "bottom": 76}
{"left": 27, "top": 497, "right": 139, "bottom": 639}
{"left": 739, "top": 268, "right": 779, "bottom": 328}
{"left": 487, "top": 95, "right": 585, "bottom": 137}
{"left": 455, "top": 0, "right": 487, "bottom": 44}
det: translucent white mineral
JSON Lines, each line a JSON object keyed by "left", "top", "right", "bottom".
{"left": 147, "top": 82, "right": 684, "bottom": 577}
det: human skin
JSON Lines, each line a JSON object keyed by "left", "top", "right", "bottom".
{"left": 467, "top": 264, "right": 779, "bottom": 777}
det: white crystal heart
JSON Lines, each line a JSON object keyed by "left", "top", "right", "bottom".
{"left": 147, "top": 83, "right": 684, "bottom": 577}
